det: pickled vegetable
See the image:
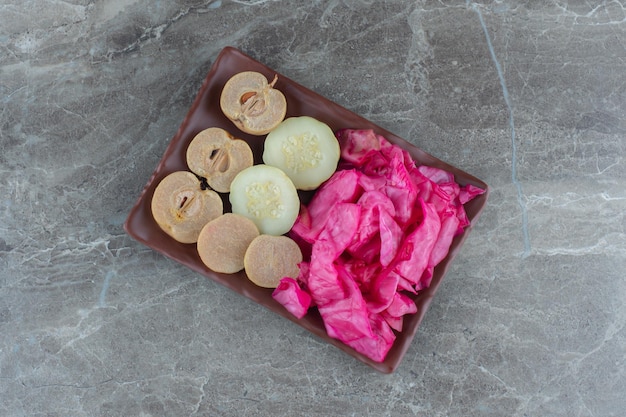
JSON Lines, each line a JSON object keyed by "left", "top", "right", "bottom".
{"left": 196, "top": 213, "right": 259, "bottom": 274}
{"left": 263, "top": 116, "right": 340, "bottom": 190}
{"left": 150, "top": 171, "right": 223, "bottom": 244}
{"left": 244, "top": 234, "right": 302, "bottom": 288}
{"left": 220, "top": 71, "right": 287, "bottom": 135}
{"left": 229, "top": 164, "right": 300, "bottom": 236}
{"left": 186, "top": 127, "right": 253, "bottom": 193}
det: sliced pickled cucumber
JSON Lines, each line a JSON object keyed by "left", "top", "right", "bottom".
{"left": 262, "top": 116, "right": 340, "bottom": 190}
{"left": 229, "top": 164, "right": 300, "bottom": 236}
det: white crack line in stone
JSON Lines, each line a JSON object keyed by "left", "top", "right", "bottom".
{"left": 98, "top": 270, "right": 116, "bottom": 307}
{"left": 468, "top": 1, "right": 531, "bottom": 258}
{"left": 230, "top": 0, "right": 273, "bottom": 5}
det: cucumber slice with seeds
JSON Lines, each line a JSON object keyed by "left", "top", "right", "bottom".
{"left": 263, "top": 116, "right": 340, "bottom": 190}
{"left": 229, "top": 164, "right": 300, "bottom": 236}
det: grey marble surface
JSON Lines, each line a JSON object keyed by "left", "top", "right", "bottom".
{"left": 1, "top": 1, "right": 625, "bottom": 416}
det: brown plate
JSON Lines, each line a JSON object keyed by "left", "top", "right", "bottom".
{"left": 124, "top": 46, "right": 489, "bottom": 373}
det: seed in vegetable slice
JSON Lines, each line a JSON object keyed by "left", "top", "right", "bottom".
{"left": 220, "top": 71, "right": 287, "bottom": 135}
{"left": 197, "top": 213, "right": 260, "bottom": 274}
{"left": 244, "top": 235, "right": 302, "bottom": 288}
{"left": 262, "top": 116, "right": 340, "bottom": 190}
{"left": 151, "top": 171, "right": 223, "bottom": 244}
{"left": 229, "top": 164, "right": 300, "bottom": 236}
{"left": 186, "top": 127, "right": 253, "bottom": 193}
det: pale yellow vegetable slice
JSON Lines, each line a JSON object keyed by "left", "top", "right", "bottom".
{"left": 244, "top": 235, "right": 302, "bottom": 288}
{"left": 197, "top": 213, "right": 259, "bottom": 274}
{"left": 151, "top": 171, "right": 223, "bottom": 244}
{"left": 262, "top": 116, "right": 340, "bottom": 190}
{"left": 220, "top": 72, "right": 287, "bottom": 135}
{"left": 186, "top": 127, "right": 253, "bottom": 193}
{"left": 229, "top": 165, "right": 299, "bottom": 236}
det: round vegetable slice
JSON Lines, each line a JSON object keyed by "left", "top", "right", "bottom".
{"left": 196, "top": 213, "right": 259, "bottom": 274}
{"left": 262, "top": 116, "right": 340, "bottom": 190}
{"left": 150, "top": 171, "right": 223, "bottom": 244}
{"left": 244, "top": 235, "right": 303, "bottom": 288}
{"left": 229, "top": 164, "right": 299, "bottom": 236}
{"left": 186, "top": 127, "right": 253, "bottom": 193}
{"left": 220, "top": 71, "right": 287, "bottom": 135}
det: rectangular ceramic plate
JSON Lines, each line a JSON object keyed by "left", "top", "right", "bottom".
{"left": 124, "top": 47, "right": 489, "bottom": 373}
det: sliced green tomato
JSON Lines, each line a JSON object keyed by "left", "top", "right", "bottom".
{"left": 229, "top": 164, "right": 300, "bottom": 236}
{"left": 263, "top": 116, "right": 340, "bottom": 190}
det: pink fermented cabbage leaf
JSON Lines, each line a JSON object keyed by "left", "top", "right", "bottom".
{"left": 273, "top": 129, "right": 485, "bottom": 363}
{"left": 272, "top": 277, "right": 312, "bottom": 319}
{"left": 378, "top": 208, "right": 403, "bottom": 267}
{"left": 337, "top": 129, "right": 381, "bottom": 166}
{"left": 290, "top": 170, "right": 362, "bottom": 243}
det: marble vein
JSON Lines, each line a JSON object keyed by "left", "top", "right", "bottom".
{"left": 1, "top": 1, "right": 625, "bottom": 416}
{"left": 468, "top": 1, "right": 531, "bottom": 258}
{"left": 98, "top": 270, "right": 116, "bottom": 308}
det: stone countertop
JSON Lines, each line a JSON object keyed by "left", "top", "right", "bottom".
{"left": 1, "top": 1, "right": 624, "bottom": 416}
